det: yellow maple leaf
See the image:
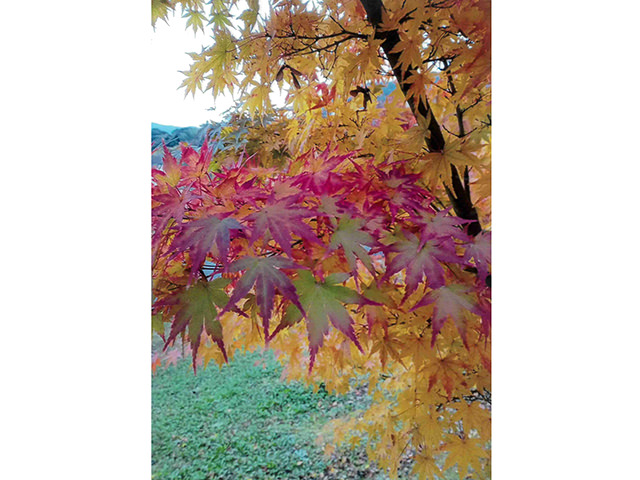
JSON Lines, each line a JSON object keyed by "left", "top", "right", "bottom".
{"left": 422, "top": 353, "right": 466, "bottom": 399}
{"left": 442, "top": 435, "right": 487, "bottom": 480}
{"left": 200, "top": 338, "right": 227, "bottom": 368}
{"left": 412, "top": 450, "right": 442, "bottom": 480}
{"left": 451, "top": 401, "right": 491, "bottom": 439}
{"left": 405, "top": 70, "right": 433, "bottom": 106}
{"left": 416, "top": 406, "right": 445, "bottom": 447}
{"left": 389, "top": 32, "right": 424, "bottom": 73}
{"left": 243, "top": 83, "right": 273, "bottom": 117}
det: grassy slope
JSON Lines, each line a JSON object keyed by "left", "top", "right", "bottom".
{"left": 153, "top": 351, "right": 337, "bottom": 479}
{"left": 152, "top": 349, "right": 459, "bottom": 480}
{"left": 155, "top": 351, "right": 387, "bottom": 480}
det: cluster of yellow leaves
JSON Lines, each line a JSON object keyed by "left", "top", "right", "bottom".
{"left": 192, "top": 258, "right": 490, "bottom": 479}
{"left": 154, "top": 0, "right": 490, "bottom": 202}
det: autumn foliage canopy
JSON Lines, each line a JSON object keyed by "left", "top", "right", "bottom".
{"left": 152, "top": 0, "right": 491, "bottom": 478}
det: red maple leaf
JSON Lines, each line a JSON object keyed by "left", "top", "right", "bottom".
{"left": 291, "top": 147, "right": 353, "bottom": 195}
{"left": 412, "top": 284, "right": 481, "bottom": 347}
{"left": 152, "top": 186, "right": 197, "bottom": 254}
{"left": 309, "top": 83, "right": 336, "bottom": 110}
{"left": 369, "top": 163, "right": 434, "bottom": 218}
{"left": 220, "top": 256, "right": 306, "bottom": 340}
{"left": 169, "top": 214, "right": 243, "bottom": 282}
{"left": 244, "top": 195, "right": 320, "bottom": 257}
{"left": 463, "top": 231, "right": 491, "bottom": 284}
{"left": 411, "top": 208, "right": 471, "bottom": 244}
{"left": 152, "top": 143, "right": 182, "bottom": 187}
{"left": 180, "top": 140, "right": 213, "bottom": 180}
{"left": 383, "top": 232, "right": 462, "bottom": 299}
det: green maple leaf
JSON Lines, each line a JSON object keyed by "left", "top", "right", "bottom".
{"left": 163, "top": 278, "right": 230, "bottom": 370}
{"left": 281, "top": 271, "right": 364, "bottom": 371}
{"left": 151, "top": 0, "right": 173, "bottom": 27}
{"left": 184, "top": 9, "right": 208, "bottom": 34}
{"left": 152, "top": 313, "right": 165, "bottom": 338}
{"left": 209, "top": 10, "right": 234, "bottom": 30}
{"left": 329, "top": 215, "right": 376, "bottom": 275}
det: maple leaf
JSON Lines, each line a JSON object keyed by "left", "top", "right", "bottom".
{"left": 412, "top": 284, "right": 481, "bottom": 347}
{"left": 291, "top": 147, "right": 353, "bottom": 195}
{"left": 151, "top": 0, "right": 173, "bottom": 27}
{"left": 152, "top": 144, "right": 182, "bottom": 187}
{"left": 463, "top": 231, "right": 491, "bottom": 284}
{"left": 243, "top": 82, "right": 273, "bottom": 116}
{"left": 421, "top": 136, "right": 483, "bottom": 187}
{"left": 204, "top": 34, "right": 236, "bottom": 72}
{"left": 159, "top": 278, "right": 231, "bottom": 370}
{"left": 368, "top": 162, "right": 434, "bottom": 219}
{"left": 310, "top": 83, "right": 336, "bottom": 111}
{"left": 220, "top": 256, "right": 305, "bottom": 340}
{"left": 389, "top": 31, "right": 423, "bottom": 73}
{"left": 244, "top": 195, "right": 319, "bottom": 257}
{"left": 370, "top": 329, "right": 406, "bottom": 370}
{"left": 412, "top": 450, "right": 442, "bottom": 480}
{"left": 184, "top": 8, "right": 207, "bottom": 33}
{"left": 238, "top": 0, "right": 259, "bottom": 30}
{"left": 169, "top": 214, "right": 243, "bottom": 282}
{"left": 442, "top": 435, "right": 487, "bottom": 480}
{"left": 416, "top": 408, "right": 445, "bottom": 447}
{"left": 422, "top": 353, "right": 467, "bottom": 399}
{"left": 411, "top": 208, "right": 471, "bottom": 244}
{"left": 282, "top": 271, "right": 364, "bottom": 371}
{"left": 164, "top": 348, "right": 182, "bottom": 368}
{"left": 210, "top": 9, "right": 234, "bottom": 30}
{"left": 328, "top": 215, "right": 376, "bottom": 276}
{"left": 151, "top": 353, "right": 162, "bottom": 375}
{"left": 152, "top": 187, "right": 197, "bottom": 255}
{"left": 316, "top": 194, "right": 351, "bottom": 218}
{"left": 180, "top": 140, "right": 214, "bottom": 180}
{"left": 384, "top": 232, "right": 462, "bottom": 299}
{"left": 451, "top": 400, "right": 491, "bottom": 439}
{"left": 405, "top": 71, "right": 433, "bottom": 107}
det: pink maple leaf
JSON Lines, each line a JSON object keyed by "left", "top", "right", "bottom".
{"left": 383, "top": 232, "right": 463, "bottom": 299}
{"left": 244, "top": 195, "right": 320, "bottom": 257}
{"left": 220, "top": 256, "right": 306, "bottom": 340}
{"left": 412, "top": 284, "right": 481, "bottom": 347}
{"left": 169, "top": 214, "right": 243, "bottom": 282}
{"left": 463, "top": 231, "right": 491, "bottom": 284}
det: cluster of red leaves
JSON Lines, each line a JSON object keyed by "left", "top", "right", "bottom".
{"left": 152, "top": 141, "right": 490, "bottom": 370}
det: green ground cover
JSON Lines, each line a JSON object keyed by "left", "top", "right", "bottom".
{"left": 152, "top": 350, "right": 456, "bottom": 480}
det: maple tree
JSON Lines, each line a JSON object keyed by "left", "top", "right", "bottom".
{"left": 152, "top": 0, "right": 491, "bottom": 478}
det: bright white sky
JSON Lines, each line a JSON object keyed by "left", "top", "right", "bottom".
{"left": 150, "top": 2, "right": 285, "bottom": 128}
{"left": 150, "top": 11, "right": 236, "bottom": 127}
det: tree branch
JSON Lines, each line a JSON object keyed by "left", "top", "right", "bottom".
{"left": 358, "top": 0, "right": 444, "bottom": 152}
{"left": 358, "top": 0, "right": 484, "bottom": 237}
